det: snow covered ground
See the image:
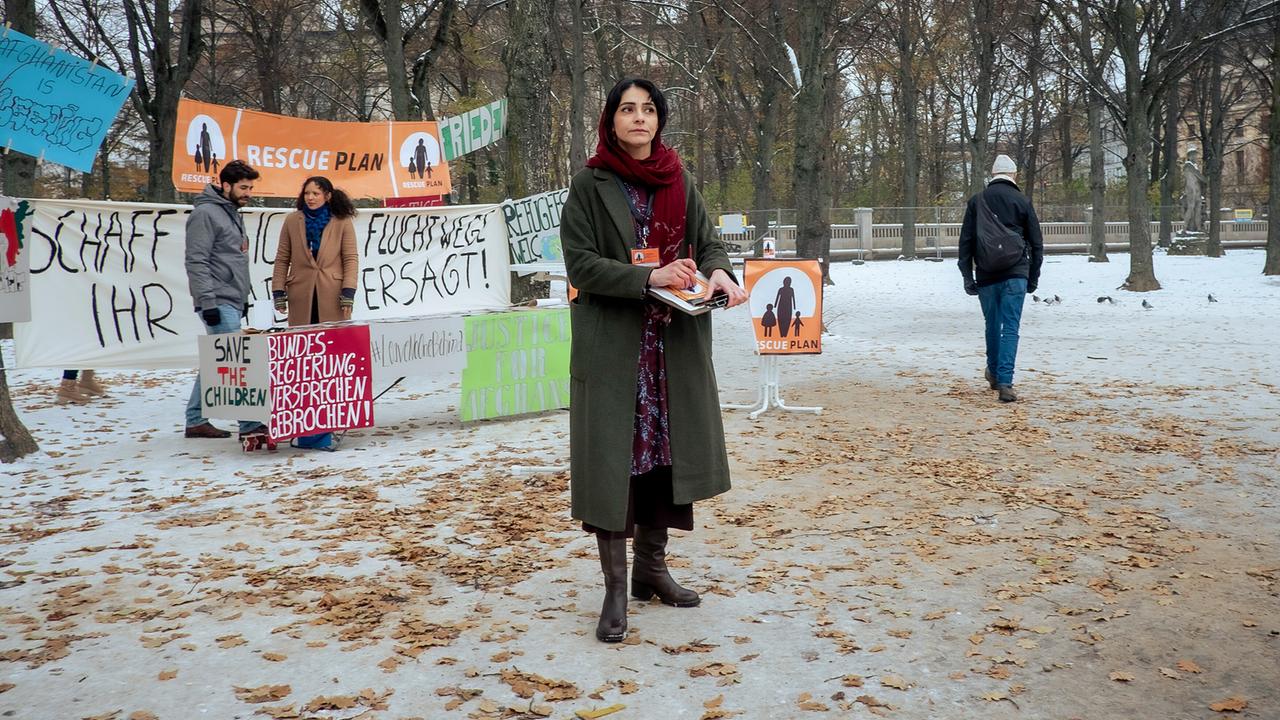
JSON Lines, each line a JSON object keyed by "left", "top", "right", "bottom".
{"left": 1, "top": 250, "right": 1277, "bottom": 719}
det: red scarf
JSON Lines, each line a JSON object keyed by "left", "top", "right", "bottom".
{"left": 586, "top": 108, "right": 686, "bottom": 262}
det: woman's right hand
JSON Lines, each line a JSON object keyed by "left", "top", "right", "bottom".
{"left": 648, "top": 258, "right": 698, "bottom": 289}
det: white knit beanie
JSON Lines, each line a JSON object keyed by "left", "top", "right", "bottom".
{"left": 991, "top": 154, "right": 1017, "bottom": 176}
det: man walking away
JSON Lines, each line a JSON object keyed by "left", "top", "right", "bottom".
{"left": 183, "top": 160, "right": 273, "bottom": 449}
{"left": 957, "top": 154, "right": 1044, "bottom": 403}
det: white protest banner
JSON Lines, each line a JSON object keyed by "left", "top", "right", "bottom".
{"left": 368, "top": 315, "right": 466, "bottom": 386}
{"left": 503, "top": 188, "right": 568, "bottom": 265}
{"left": 198, "top": 333, "right": 271, "bottom": 422}
{"left": 14, "top": 198, "right": 510, "bottom": 369}
{"left": 0, "top": 197, "right": 31, "bottom": 322}
{"left": 439, "top": 98, "right": 507, "bottom": 162}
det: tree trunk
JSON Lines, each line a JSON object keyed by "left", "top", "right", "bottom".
{"left": 1088, "top": 97, "right": 1108, "bottom": 262}
{"left": 147, "top": 88, "right": 183, "bottom": 202}
{"left": 968, "top": 0, "right": 995, "bottom": 197}
{"left": 1266, "top": 21, "right": 1280, "bottom": 275}
{"left": 1, "top": 0, "right": 36, "bottom": 199}
{"left": 1122, "top": 107, "right": 1159, "bottom": 289}
{"left": 792, "top": 0, "right": 835, "bottom": 277}
{"left": 1024, "top": 5, "right": 1045, "bottom": 203}
{"left": 362, "top": 0, "right": 413, "bottom": 120}
{"left": 408, "top": 0, "right": 456, "bottom": 121}
{"left": 749, "top": 0, "right": 786, "bottom": 255}
{"left": 0, "top": 0, "right": 38, "bottom": 462}
{"left": 505, "top": 0, "right": 555, "bottom": 302}
{"left": 897, "top": 7, "right": 919, "bottom": 259}
{"left": 1159, "top": 83, "right": 1178, "bottom": 247}
{"left": 1059, "top": 75, "right": 1074, "bottom": 201}
{"left": 1205, "top": 52, "right": 1225, "bottom": 257}
{"left": 568, "top": 0, "right": 588, "bottom": 170}
{"left": 1117, "top": 0, "right": 1158, "bottom": 290}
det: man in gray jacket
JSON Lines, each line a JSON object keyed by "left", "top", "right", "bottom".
{"left": 183, "top": 160, "right": 271, "bottom": 448}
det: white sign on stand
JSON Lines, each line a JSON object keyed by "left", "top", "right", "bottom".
{"left": 198, "top": 333, "right": 271, "bottom": 422}
{"left": 721, "top": 353, "right": 822, "bottom": 420}
{"left": 719, "top": 213, "right": 746, "bottom": 234}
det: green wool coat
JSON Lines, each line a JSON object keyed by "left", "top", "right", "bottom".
{"left": 561, "top": 166, "right": 736, "bottom": 531}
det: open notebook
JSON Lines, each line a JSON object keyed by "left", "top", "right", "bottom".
{"left": 647, "top": 271, "right": 729, "bottom": 315}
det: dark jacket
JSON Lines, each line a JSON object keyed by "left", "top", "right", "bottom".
{"left": 185, "top": 184, "right": 252, "bottom": 313}
{"left": 957, "top": 178, "right": 1044, "bottom": 289}
{"left": 560, "top": 166, "right": 736, "bottom": 531}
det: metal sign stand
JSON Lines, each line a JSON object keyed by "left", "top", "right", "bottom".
{"left": 722, "top": 353, "right": 822, "bottom": 420}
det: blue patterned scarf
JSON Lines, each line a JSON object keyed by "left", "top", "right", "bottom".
{"left": 303, "top": 205, "right": 330, "bottom": 257}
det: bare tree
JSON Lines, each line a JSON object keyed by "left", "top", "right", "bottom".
{"left": 0, "top": 0, "right": 39, "bottom": 461}
{"left": 967, "top": 0, "right": 998, "bottom": 196}
{"left": 210, "top": 0, "right": 311, "bottom": 115}
{"left": 1266, "top": 14, "right": 1280, "bottom": 275}
{"left": 791, "top": 0, "right": 841, "bottom": 275}
{"left": 505, "top": 0, "right": 555, "bottom": 302}
{"left": 358, "top": 0, "right": 456, "bottom": 120}
{"left": 51, "top": 0, "right": 204, "bottom": 202}
{"left": 892, "top": 0, "right": 924, "bottom": 258}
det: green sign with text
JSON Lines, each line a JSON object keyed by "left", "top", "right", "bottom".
{"left": 460, "top": 308, "right": 570, "bottom": 421}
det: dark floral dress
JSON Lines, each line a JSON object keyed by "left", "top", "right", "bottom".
{"left": 585, "top": 180, "right": 693, "bottom": 538}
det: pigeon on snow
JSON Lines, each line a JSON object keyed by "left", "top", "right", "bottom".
{"left": 1142, "top": 299, "right": 1154, "bottom": 310}
{"left": 1097, "top": 296, "right": 1115, "bottom": 304}
{"left": 1032, "top": 295, "right": 1040, "bottom": 303}
{"left": 1208, "top": 294, "right": 1218, "bottom": 303}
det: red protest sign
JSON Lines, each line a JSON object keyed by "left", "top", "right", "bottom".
{"left": 267, "top": 325, "right": 375, "bottom": 440}
{"left": 384, "top": 195, "right": 445, "bottom": 208}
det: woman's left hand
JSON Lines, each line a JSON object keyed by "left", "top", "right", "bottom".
{"left": 705, "top": 268, "right": 747, "bottom": 308}
{"left": 342, "top": 306, "right": 353, "bottom": 321}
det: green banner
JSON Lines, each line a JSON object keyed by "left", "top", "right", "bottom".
{"left": 439, "top": 98, "right": 507, "bottom": 162}
{"left": 460, "top": 308, "right": 570, "bottom": 421}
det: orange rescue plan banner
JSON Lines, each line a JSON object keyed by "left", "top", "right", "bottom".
{"left": 172, "top": 99, "right": 452, "bottom": 199}
{"left": 743, "top": 259, "right": 823, "bottom": 354}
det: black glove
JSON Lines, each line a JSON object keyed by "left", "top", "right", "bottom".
{"left": 201, "top": 308, "right": 222, "bottom": 327}
{"left": 964, "top": 280, "right": 978, "bottom": 296}
{"left": 1027, "top": 282, "right": 1038, "bottom": 294}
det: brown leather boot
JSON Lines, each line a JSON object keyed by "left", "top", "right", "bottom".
{"left": 596, "top": 535, "right": 628, "bottom": 642}
{"left": 56, "top": 379, "right": 90, "bottom": 404}
{"left": 631, "top": 525, "right": 700, "bottom": 607}
{"left": 78, "top": 369, "right": 106, "bottom": 396}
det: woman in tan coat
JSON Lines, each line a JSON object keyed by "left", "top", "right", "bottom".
{"left": 271, "top": 176, "right": 358, "bottom": 326}
{"left": 271, "top": 176, "right": 358, "bottom": 450}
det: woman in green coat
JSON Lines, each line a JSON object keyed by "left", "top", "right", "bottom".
{"left": 560, "top": 77, "right": 747, "bottom": 643}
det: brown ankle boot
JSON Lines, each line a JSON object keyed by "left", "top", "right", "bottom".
{"left": 56, "top": 379, "right": 90, "bottom": 404}
{"left": 596, "top": 535, "right": 628, "bottom": 642}
{"left": 78, "top": 369, "right": 106, "bottom": 396}
{"left": 631, "top": 525, "right": 700, "bottom": 607}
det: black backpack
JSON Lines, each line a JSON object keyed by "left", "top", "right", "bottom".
{"left": 974, "top": 192, "right": 1026, "bottom": 273}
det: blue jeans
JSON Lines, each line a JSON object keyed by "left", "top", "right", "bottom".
{"left": 976, "top": 277, "right": 1027, "bottom": 386}
{"left": 185, "top": 303, "right": 264, "bottom": 434}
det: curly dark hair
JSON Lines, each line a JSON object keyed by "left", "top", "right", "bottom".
{"left": 296, "top": 176, "right": 356, "bottom": 218}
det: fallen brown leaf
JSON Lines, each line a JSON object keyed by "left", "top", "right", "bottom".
{"left": 234, "top": 685, "right": 292, "bottom": 703}
{"left": 1209, "top": 697, "right": 1247, "bottom": 713}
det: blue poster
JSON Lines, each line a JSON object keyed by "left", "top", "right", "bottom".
{"left": 0, "top": 29, "right": 134, "bottom": 173}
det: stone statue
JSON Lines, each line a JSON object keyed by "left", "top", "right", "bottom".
{"left": 1181, "top": 146, "right": 1206, "bottom": 234}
